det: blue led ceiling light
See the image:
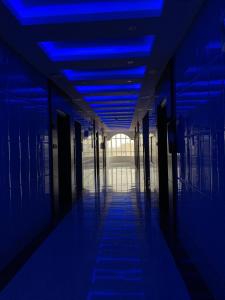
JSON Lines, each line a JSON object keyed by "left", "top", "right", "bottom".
{"left": 176, "top": 100, "right": 208, "bottom": 104}
{"left": 177, "top": 91, "right": 221, "bottom": 98}
{"left": 100, "top": 114, "right": 132, "bottom": 117}
{"left": 3, "top": 0, "right": 164, "bottom": 25}
{"left": 105, "top": 121, "right": 131, "bottom": 123}
{"left": 97, "top": 112, "right": 133, "bottom": 116}
{"left": 89, "top": 100, "right": 137, "bottom": 105}
{"left": 104, "top": 121, "right": 131, "bottom": 123}
{"left": 76, "top": 83, "right": 141, "bottom": 94}
{"left": 63, "top": 66, "right": 146, "bottom": 81}
{"left": 93, "top": 107, "right": 136, "bottom": 112}
{"left": 90, "top": 103, "right": 136, "bottom": 108}
{"left": 177, "top": 79, "right": 225, "bottom": 88}
{"left": 101, "top": 118, "right": 132, "bottom": 121}
{"left": 85, "top": 95, "right": 138, "bottom": 102}
{"left": 109, "top": 125, "right": 131, "bottom": 128}
{"left": 95, "top": 107, "right": 134, "bottom": 114}
{"left": 106, "top": 118, "right": 131, "bottom": 120}
{"left": 39, "top": 36, "right": 154, "bottom": 61}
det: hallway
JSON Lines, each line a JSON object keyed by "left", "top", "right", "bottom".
{"left": 0, "top": 166, "right": 190, "bottom": 300}
{"left": 0, "top": 0, "right": 225, "bottom": 298}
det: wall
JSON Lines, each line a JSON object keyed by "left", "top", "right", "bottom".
{"left": 0, "top": 39, "right": 51, "bottom": 271}
{"left": 175, "top": 0, "right": 225, "bottom": 298}
{"left": 151, "top": 1, "right": 225, "bottom": 297}
{"left": 0, "top": 36, "right": 94, "bottom": 274}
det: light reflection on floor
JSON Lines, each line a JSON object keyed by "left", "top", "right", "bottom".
{"left": 0, "top": 164, "right": 190, "bottom": 300}
{"left": 107, "top": 166, "right": 135, "bottom": 192}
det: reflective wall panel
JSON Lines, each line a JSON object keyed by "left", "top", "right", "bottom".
{"left": 175, "top": 0, "right": 225, "bottom": 298}
{"left": 82, "top": 126, "right": 95, "bottom": 192}
{"left": 0, "top": 38, "right": 51, "bottom": 271}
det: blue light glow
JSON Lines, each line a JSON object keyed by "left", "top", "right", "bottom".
{"left": 11, "top": 87, "right": 46, "bottom": 94}
{"left": 177, "top": 91, "right": 221, "bottom": 97}
{"left": 177, "top": 79, "right": 224, "bottom": 88}
{"left": 97, "top": 112, "right": 133, "bottom": 115}
{"left": 101, "top": 119, "right": 132, "bottom": 122}
{"left": 63, "top": 66, "right": 146, "bottom": 81}
{"left": 76, "top": 84, "right": 141, "bottom": 94}
{"left": 206, "top": 41, "right": 222, "bottom": 50}
{"left": 85, "top": 95, "right": 138, "bottom": 102}
{"left": 3, "top": 0, "right": 164, "bottom": 25}
{"left": 107, "top": 124, "right": 131, "bottom": 128}
{"left": 39, "top": 36, "right": 154, "bottom": 61}
{"left": 90, "top": 103, "right": 136, "bottom": 107}
{"left": 176, "top": 100, "right": 208, "bottom": 104}
{"left": 96, "top": 111, "right": 134, "bottom": 115}
{"left": 95, "top": 107, "right": 134, "bottom": 114}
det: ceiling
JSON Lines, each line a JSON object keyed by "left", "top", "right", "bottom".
{"left": 0, "top": 0, "right": 205, "bottom": 132}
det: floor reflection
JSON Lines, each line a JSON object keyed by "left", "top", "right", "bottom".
{"left": 107, "top": 166, "right": 135, "bottom": 192}
{"left": 0, "top": 165, "right": 190, "bottom": 300}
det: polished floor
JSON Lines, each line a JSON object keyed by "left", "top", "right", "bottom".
{"left": 0, "top": 164, "right": 191, "bottom": 300}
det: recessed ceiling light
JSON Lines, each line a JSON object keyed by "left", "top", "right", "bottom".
{"left": 76, "top": 83, "right": 141, "bottom": 94}
{"left": 3, "top": 0, "right": 164, "bottom": 25}
{"left": 63, "top": 66, "right": 146, "bottom": 81}
{"left": 39, "top": 36, "right": 155, "bottom": 62}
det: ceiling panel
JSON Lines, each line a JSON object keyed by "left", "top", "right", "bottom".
{"left": 1, "top": 0, "right": 206, "bottom": 131}
{"left": 3, "top": 0, "right": 164, "bottom": 25}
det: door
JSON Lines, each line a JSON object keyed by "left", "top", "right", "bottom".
{"left": 57, "top": 112, "right": 72, "bottom": 212}
{"left": 74, "top": 121, "right": 83, "bottom": 193}
{"left": 157, "top": 102, "right": 169, "bottom": 225}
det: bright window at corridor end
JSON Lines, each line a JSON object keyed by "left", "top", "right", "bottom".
{"left": 107, "top": 134, "right": 134, "bottom": 157}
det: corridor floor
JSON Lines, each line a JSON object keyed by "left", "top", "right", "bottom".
{"left": 0, "top": 166, "right": 190, "bottom": 300}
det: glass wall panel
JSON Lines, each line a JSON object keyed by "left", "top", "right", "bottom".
{"left": 175, "top": 0, "right": 225, "bottom": 298}
{"left": 82, "top": 128, "right": 95, "bottom": 192}
{"left": 0, "top": 38, "right": 51, "bottom": 271}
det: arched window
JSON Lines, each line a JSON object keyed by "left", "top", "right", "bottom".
{"left": 107, "top": 133, "right": 134, "bottom": 157}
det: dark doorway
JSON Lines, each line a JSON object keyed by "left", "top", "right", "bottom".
{"left": 74, "top": 121, "right": 83, "bottom": 193}
{"left": 157, "top": 102, "right": 169, "bottom": 225}
{"left": 57, "top": 112, "right": 72, "bottom": 213}
{"left": 143, "top": 112, "right": 150, "bottom": 190}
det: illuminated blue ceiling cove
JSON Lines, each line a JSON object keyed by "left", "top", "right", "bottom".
{"left": 177, "top": 79, "right": 225, "bottom": 88}
{"left": 39, "top": 36, "right": 154, "bottom": 61}
{"left": 63, "top": 66, "right": 146, "bottom": 81}
{"left": 3, "top": 0, "right": 164, "bottom": 25}
{"left": 176, "top": 100, "right": 208, "bottom": 104}
{"left": 90, "top": 103, "right": 136, "bottom": 108}
{"left": 76, "top": 80, "right": 141, "bottom": 128}
{"left": 177, "top": 91, "right": 221, "bottom": 98}
{"left": 76, "top": 83, "right": 141, "bottom": 94}
{"left": 97, "top": 111, "right": 133, "bottom": 115}
{"left": 101, "top": 118, "right": 132, "bottom": 121}
{"left": 84, "top": 95, "right": 138, "bottom": 102}
{"left": 90, "top": 102, "right": 136, "bottom": 107}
